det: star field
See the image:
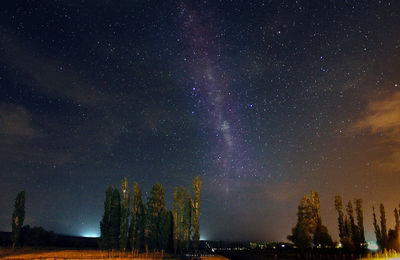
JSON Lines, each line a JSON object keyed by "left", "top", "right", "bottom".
{"left": 0, "top": 0, "right": 400, "bottom": 241}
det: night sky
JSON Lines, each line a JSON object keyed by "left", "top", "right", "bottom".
{"left": 1, "top": 1, "right": 400, "bottom": 242}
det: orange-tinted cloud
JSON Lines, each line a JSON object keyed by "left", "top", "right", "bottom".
{"left": 351, "top": 91, "right": 400, "bottom": 171}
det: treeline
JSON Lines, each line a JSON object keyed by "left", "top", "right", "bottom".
{"left": 288, "top": 191, "right": 367, "bottom": 256}
{"left": 99, "top": 176, "right": 201, "bottom": 255}
{"left": 289, "top": 191, "right": 400, "bottom": 256}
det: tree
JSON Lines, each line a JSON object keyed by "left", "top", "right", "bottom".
{"left": 99, "top": 186, "right": 114, "bottom": 250}
{"left": 380, "top": 203, "right": 388, "bottom": 249}
{"left": 288, "top": 195, "right": 313, "bottom": 250}
{"left": 373, "top": 206, "right": 382, "bottom": 249}
{"left": 313, "top": 224, "right": 333, "bottom": 248}
{"left": 346, "top": 200, "right": 359, "bottom": 248}
{"left": 130, "top": 182, "right": 145, "bottom": 252}
{"left": 147, "top": 183, "right": 168, "bottom": 250}
{"left": 289, "top": 191, "right": 332, "bottom": 250}
{"left": 110, "top": 188, "right": 121, "bottom": 250}
{"left": 192, "top": 176, "right": 201, "bottom": 251}
{"left": 119, "top": 177, "right": 130, "bottom": 251}
{"left": 394, "top": 207, "right": 400, "bottom": 232}
{"left": 354, "top": 199, "right": 365, "bottom": 249}
{"left": 184, "top": 190, "right": 192, "bottom": 250}
{"left": 178, "top": 186, "right": 185, "bottom": 252}
{"left": 334, "top": 195, "right": 345, "bottom": 243}
{"left": 172, "top": 187, "right": 179, "bottom": 254}
{"left": 11, "top": 191, "right": 25, "bottom": 248}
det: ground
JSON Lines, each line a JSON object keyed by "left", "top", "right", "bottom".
{"left": 0, "top": 248, "right": 229, "bottom": 259}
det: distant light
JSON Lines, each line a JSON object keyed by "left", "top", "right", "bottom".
{"left": 81, "top": 232, "right": 100, "bottom": 238}
{"left": 367, "top": 241, "right": 379, "bottom": 251}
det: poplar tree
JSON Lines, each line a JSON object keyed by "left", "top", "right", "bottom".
{"left": 394, "top": 207, "right": 400, "bottom": 231}
{"left": 380, "top": 203, "right": 388, "bottom": 249}
{"left": 178, "top": 186, "right": 185, "bottom": 252}
{"left": 119, "top": 177, "right": 130, "bottom": 251}
{"left": 355, "top": 199, "right": 365, "bottom": 247}
{"left": 172, "top": 187, "right": 179, "bottom": 254}
{"left": 147, "top": 183, "right": 167, "bottom": 250}
{"left": 346, "top": 200, "right": 358, "bottom": 247}
{"left": 11, "top": 191, "right": 25, "bottom": 248}
{"left": 192, "top": 176, "right": 201, "bottom": 251}
{"left": 373, "top": 206, "right": 382, "bottom": 249}
{"left": 99, "top": 186, "right": 113, "bottom": 250}
{"left": 184, "top": 191, "right": 192, "bottom": 250}
{"left": 110, "top": 188, "right": 121, "bottom": 250}
{"left": 334, "top": 195, "right": 345, "bottom": 242}
{"left": 130, "top": 182, "right": 145, "bottom": 251}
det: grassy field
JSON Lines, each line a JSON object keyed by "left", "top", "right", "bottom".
{"left": 0, "top": 247, "right": 229, "bottom": 260}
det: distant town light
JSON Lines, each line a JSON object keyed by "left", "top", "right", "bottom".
{"left": 367, "top": 241, "right": 379, "bottom": 251}
{"left": 81, "top": 231, "right": 99, "bottom": 238}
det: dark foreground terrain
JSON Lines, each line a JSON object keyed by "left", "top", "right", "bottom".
{"left": 217, "top": 249, "right": 371, "bottom": 260}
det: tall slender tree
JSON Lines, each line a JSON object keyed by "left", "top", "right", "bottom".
{"left": 172, "top": 187, "right": 179, "bottom": 254}
{"left": 11, "top": 191, "right": 25, "bottom": 248}
{"left": 354, "top": 199, "right": 365, "bottom": 248}
{"left": 130, "top": 182, "right": 145, "bottom": 251}
{"left": 147, "top": 183, "right": 167, "bottom": 250}
{"left": 184, "top": 190, "right": 192, "bottom": 250}
{"left": 192, "top": 176, "right": 201, "bottom": 251}
{"left": 178, "top": 186, "right": 185, "bottom": 252}
{"left": 394, "top": 208, "right": 400, "bottom": 232}
{"left": 373, "top": 206, "right": 382, "bottom": 249}
{"left": 380, "top": 203, "right": 388, "bottom": 249}
{"left": 119, "top": 177, "right": 130, "bottom": 251}
{"left": 346, "top": 200, "right": 358, "bottom": 247}
{"left": 110, "top": 188, "right": 121, "bottom": 250}
{"left": 334, "top": 195, "right": 345, "bottom": 243}
{"left": 99, "top": 186, "right": 114, "bottom": 250}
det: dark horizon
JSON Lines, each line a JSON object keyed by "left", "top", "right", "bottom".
{"left": 1, "top": 1, "right": 400, "bottom": 242}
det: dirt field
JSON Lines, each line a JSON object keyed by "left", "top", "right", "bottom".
{"left": 0, "top": 248, "right": 229, "bottom": 260}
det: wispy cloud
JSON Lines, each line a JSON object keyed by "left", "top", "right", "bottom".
{"left": 351, "top": 91, "right": 400, "bottom": 171}
{"left": 0, "top": 32, "right": 105, "bottom": 106}
{"left": 0, "top": 103, "right": 42, "bottom": 139}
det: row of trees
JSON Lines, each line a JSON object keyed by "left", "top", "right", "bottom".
{"left": 372, "top": 203, "right": 400, "bottom": 252}
{"left": 99, "top": 176, "right": 201, "bottom": 255}
{"left": 289, "top": 191, "right": 400, "bottom": 255}
{"left": 334, "top": 195, "right": 365, "bottom": 253}
{"left": 288, "top": 191, "right": 368, "bottom": 254}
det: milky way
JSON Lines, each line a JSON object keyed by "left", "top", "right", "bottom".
{"left": 179, "top": 4, "right": 252, "bottom": 188}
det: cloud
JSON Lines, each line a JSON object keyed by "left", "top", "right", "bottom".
{"left": 0, "top": 32, "right": 105, "bottom": 106}
{"left": 0, "top": 103, "right": 42, "bottom": 139}
{"left": 351, "top": 91, "right": 400, "bottom": 171}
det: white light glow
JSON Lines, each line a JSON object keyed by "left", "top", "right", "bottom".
{"left": 81, "top": 231, "right": 100, "bottom": 238}
{"left": 367, "top": 241, "right": 379, "bottom": 251}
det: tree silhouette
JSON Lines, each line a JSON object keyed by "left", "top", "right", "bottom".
{"left": 130, "top": 182, "right": 145, "bottom": 252}
{"left": 110, "top": 188, "right": 121, "bottom": 250}
{"left": 119, "top": 177, "right": 130, "bottom": 251}
{"left": 99, "top": 186, "right": 113, "bottom": 250}
{"left": 11, "top": 191, "right": 25, "bottom": 248}
{"left": 192, "top": 176, "right": 201, "bottom": 251}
